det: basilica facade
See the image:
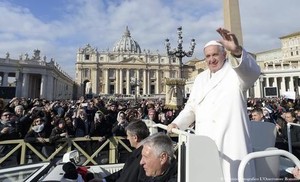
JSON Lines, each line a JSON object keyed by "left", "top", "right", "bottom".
{"left": 75, "top": 27, "right": 182, "bottom": 98}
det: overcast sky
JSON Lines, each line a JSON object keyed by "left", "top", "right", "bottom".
{"left": 0, "top": 0, "right": 299, "bottom": 79}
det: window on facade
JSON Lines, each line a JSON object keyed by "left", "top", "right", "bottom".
{"left": 108, "top": 70, "right": 115, "bottom": 78}
{"left": 170, "top": 71, "right": 176, "bottom": 78}
{"left": 84, "top": 68, "right": 90, "bottom": 78}
{"left": 100, "top": 57, "right": 103, "bottom": 61}
{"left": 291, "top": 52, "right": 294, "bottom": 56}
{"left": 172, "top": 57, "right": 176, "bottom": 63}
{"left": 109, "top": 85, "right": 115, "bottom": 94}
{"left": 130, "top": 70, "right": 135, "bottom": 78}
{"left": 150, "top": 70, "right": 155, "bottom": 78}
{"left": 150, "top": 85, "right": 155, "bottom": 94}
{"left": 296, "top": 51, "right": 299, "bottom": 55}
{"left": 85, "top": 54, "right": 90, "bottom": 60}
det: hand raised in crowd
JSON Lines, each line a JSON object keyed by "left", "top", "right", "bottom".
{"left": 98, "top": 136, "right": 106, "bottom": 142}
{"left": 37, "top": 137, "right": 46, "bottom": 143}
{"left": 1, "top": 127, "right": 10, "bottom": 134}
{"left": 60, "top": 132, "right": 68, "bottom": 137}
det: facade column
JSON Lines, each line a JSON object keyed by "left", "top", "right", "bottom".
{"left": 136, "top": 70, "right": 140, "bottom": 95}
{"left": 281, "top": 77, "right": 286, "bottom": 94}
{"left": 3, "top": 72, "right": 9, "bottom": 86}
{"left": 290, "top": 76, "right": 294, "bottom": 92}
{"left": 253, "top": 79, "right": 261, "bottom": 98}
{"left": 143, "top": 69, "right": 147, "bottom": 95}
{"left": 40, "top": 74, "right": 47, "bottom": 98}
{"left": 273, "top": 77, "right": 278, "bottom": 88}
{"left": 295, "top": 76, "right": 300, "bottom": 97}
{"left": 126, "top": 69, "right": 130, "bottom": 95}
{"left": 115, "top": 69, "right": 119, "bottom": 94}
{"left": 22, "top": 73, "right": 29, "bottom": 98}
{"left": 55, "top": 78, "right": 58, "bottom": 99}
{"left": 156, "top": 70, "right": 160, "bottom": 94}
{"left": 266, "top": 77, "right": 270, "bottom": 87}
{"left": 104, "top": 69, "right": 109, "bottom": 94}
{"left": 92, "top": 68, "right": 98, "bottom": 95}
{"left": 147, "top": 70, "right": 150, "bottom": 94}
{"left": 78, "top": 68, "right": 84, "bottom": 96}
{"left": 119, "top": 69, "right": 123, "bottom": 94}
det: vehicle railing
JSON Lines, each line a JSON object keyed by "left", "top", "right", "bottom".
{"left": 287, "top": 123, "right": 300, "bottom": 153}
{"left": 152, "top": 123, "right": 194, "bottom": 182}
{"left": 238, "top": 149, "right": 300, "bottom": 182}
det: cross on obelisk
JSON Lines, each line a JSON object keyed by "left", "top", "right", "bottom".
{"left": 223, "top": 0, "right": 243, "bottom": 46}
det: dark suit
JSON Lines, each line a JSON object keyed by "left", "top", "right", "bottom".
{"left": 104, "top": 146, "right": 146, "bottom": 182}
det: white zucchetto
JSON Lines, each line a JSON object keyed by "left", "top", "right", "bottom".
{"left": 203, "top": 40, "right": 223, "bottom": 49}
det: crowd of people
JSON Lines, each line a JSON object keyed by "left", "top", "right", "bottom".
{"left": 0, "top": 96, "right": 177, "bottom": 168}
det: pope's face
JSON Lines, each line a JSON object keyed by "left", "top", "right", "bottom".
{"left": 204, "top": 45, "right": 226, "bottom": 73}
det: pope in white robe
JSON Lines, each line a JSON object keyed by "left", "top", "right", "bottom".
{"left": 167, "top": 28, "right": 261, "bottom": 181}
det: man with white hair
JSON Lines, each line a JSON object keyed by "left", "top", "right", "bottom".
{"left": 167, "top": 27, "right": 260, "bottom": 181}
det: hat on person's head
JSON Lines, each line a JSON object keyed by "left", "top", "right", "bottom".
{"left": 1, "top": 110, "right": 11, "bottom": 116}
{"left": 203, "top": 40, "right": 223, "bottom": 49}
{"left": 58, "top": 119, "right": 66, "bottom": 125}
{"left": 62, "top": 162, "right": 78, "bottom": 180}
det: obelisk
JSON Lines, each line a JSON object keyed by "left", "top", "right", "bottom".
{"left": 223, "top": 0, "right": 243, "bottom": 45}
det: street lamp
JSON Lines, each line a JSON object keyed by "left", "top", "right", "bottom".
{"left": 165, "top": 26, "right": 196, "bottom": 78}
{"left": 130, "top": 77, "right": 141, "bottom": 106}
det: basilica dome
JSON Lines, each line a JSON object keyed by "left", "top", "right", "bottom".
{"left": 113, "top": 26, "right": 141, "bottom": 54}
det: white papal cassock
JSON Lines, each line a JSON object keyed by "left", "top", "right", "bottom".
{"left": 172, "top": 49, "right": 260, "bottom": 182}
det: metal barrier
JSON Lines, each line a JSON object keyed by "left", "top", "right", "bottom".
{"left": 0, "top": 136, "right": 132, "bottom": 166}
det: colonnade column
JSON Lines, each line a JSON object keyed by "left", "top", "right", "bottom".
{"left": 15, "top": 71, "right": 22, "bottom": 97}
{"left": 2, "top": 72, "right": 9, "bottom": 86}
{"left": 40, "top": 74, "right": 46, "bottom": 98}
{"left": 21, "top": 73, "right": 29, "bottom": 98}
{"left": 47, "top": 76, "right": 54, "bottom": 100}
